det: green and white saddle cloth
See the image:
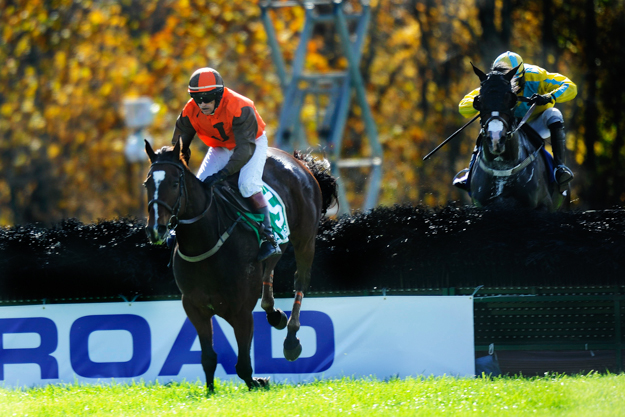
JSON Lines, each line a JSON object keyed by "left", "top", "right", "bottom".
{"left": 240, "top": 183, "right": 290, "bottom": 245}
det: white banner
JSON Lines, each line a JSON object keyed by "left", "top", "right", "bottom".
{"left": 0, "top": 296, "right": 474, "bottom": 387}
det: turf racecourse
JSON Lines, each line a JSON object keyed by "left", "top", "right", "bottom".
{"left": 2, "top": 374, "right": 624, "bottom": 416}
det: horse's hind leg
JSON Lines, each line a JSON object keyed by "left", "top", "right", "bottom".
{"left": 182, "top": 295, "right": 217, "bottom": 395}
{"left": 283, "top": 238, "right": 314, "bottom": 362}
{"left": 260, "top": 256, "right": 287, "bottom": 330}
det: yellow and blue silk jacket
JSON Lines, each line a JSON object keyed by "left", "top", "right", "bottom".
{"left": 459, "top": 64, "right": 577, "bottom": 121}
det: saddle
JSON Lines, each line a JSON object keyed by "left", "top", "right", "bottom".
{"left": 211, "top": 182, "right": 264, "bottom": 232}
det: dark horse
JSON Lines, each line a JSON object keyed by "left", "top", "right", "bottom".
{"left": 144, "top": 139, "right": 337, "bottom": 393}
{"left": 468, "top": 64, "right": 569, "bottom": 211}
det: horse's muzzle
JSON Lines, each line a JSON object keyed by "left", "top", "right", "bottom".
{"left": 145, "top": 224, "right": 169, "bottom": 245}
{"left": 488, "top": 134, "right": 506, "bottom": 155}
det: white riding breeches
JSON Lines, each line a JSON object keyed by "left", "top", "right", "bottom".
{"left": 528, "top": 107, "right": 564, "bottom": 139}
{"left": 196, "top": 132, "right": 268, "bottom": 198}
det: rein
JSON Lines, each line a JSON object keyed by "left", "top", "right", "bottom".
{"left": 177, "top": 188, "right": 260, "bottom": 263}
{"left": 477, "top": 98, "right": 543, "bottom": 178}
{"left": 478, "top": 141, "right": 544, "bottom": 177}
{"left": 176, "top": 214, "right": 244, "bottom": 262}
{"left": 148, "top": 160, "right": 262, "bottom": 264}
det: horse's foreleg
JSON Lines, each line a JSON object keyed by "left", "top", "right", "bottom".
{"left": 261, "top": 261, "right": 287, "bottom": 330}
{"left": 182, "top": 296, "right": 217, "bottom": 395}
{"left": 231, "top": 312, "right": 270, "bottom": 390}
{"left": 284, "top": 239, "right": 314, "bottom": 362}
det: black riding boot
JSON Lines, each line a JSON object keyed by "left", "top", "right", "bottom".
{"left": 549, "top": 122, "right": 574, "bottom": 189}
{"left": 453, "top": 145, "right": 479, "bottom": 191}
{"left": 256, "top": 205, "right": 281, "bottom": 262}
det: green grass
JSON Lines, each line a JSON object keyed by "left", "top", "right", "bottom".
{"left": 1, "top": 373, "right": 624, "bottom": 416}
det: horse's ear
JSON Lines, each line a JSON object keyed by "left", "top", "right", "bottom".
{"left": 471, "top": 62, "right": 487, "bottom": 82}
{"left": 505, "top": 64, "right": 521, "bottom": 82}
{"left": 145, "top": 139, "right": 156, "bottom": 163}
{"left": 173, "top": 137, "right": 182, "bottom": 160}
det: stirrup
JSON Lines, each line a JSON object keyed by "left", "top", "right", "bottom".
{"left": 453, "top": 168, "right": 470, "bottom": 191}
{"left": 257, "top": 238, "right": 281, "bottom": 262}
{"left": 554, "top": 165, "right": 574, "bottom": 185}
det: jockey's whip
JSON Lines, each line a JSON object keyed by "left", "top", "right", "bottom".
{"left": 423, "top": 114, "right": 480, "bottom": 161}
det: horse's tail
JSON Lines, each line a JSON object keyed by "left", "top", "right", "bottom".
{"left": 294, "top": 150, "right": 338, "bottom": 216}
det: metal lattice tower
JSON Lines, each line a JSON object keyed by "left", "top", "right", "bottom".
{"left": 260, "top": 0, "right": 382, "bottom": 214}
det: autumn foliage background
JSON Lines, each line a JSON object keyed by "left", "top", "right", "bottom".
{"left": 1, "top": 0, "right": 624, "bottom": 226}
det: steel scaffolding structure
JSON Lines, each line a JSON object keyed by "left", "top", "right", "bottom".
{"left": 260, "top": 0, "right": 382, "bottom": 214}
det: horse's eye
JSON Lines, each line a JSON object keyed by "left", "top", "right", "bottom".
{"left": 173, "top": 182, "right": 179, "bottom": 188}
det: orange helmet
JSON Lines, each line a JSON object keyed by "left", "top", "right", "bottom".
{"left": 188, "top": 68, "right": 224, "bottom": 107}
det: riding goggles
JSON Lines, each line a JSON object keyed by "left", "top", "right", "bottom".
{"left": 191, "top": 89, "right": 222, "bottom": 104}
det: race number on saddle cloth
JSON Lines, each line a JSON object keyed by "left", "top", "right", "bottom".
{"left": 238, "top": 183, "right": 291, "bottom": 246}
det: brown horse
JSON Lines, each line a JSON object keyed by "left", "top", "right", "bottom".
{"left": 144, "top": 139, "right": 337, "bottom": 393}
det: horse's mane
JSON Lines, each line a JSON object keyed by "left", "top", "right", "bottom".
{"left": 294, "top": 150, "right": 338, "bottom": 216}
{"left": 155, "top": 145, "right": 191, "bottom": 170}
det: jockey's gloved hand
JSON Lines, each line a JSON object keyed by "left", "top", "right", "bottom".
{"left": 529, "top": 93, "right": 553, "bottom": 106}
{"left": 203, "top": 170, "right": 227, "bottom": 187}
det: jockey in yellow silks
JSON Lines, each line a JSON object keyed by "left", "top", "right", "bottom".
{"left": 454, "top": 51, "right": 577, "bottom": 191}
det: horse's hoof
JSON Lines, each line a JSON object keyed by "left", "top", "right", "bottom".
{"left": 283, "top": 338, "right": 302, "bottom": 362}
{"left": 267, "top": 309, "right": 287, "bottom": 330}
{"left": 248, "top": 377, "right": 270, "bottom": 390}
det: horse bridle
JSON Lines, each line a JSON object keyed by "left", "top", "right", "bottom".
{"left": 478, "top": 106, "right": 544, "bottom": 178}
{"left": 480, "top": 110, "right": 514, "bottom": 142}
{"left": 146, "top": 160, "right": 244, "bottom": 264}
{"left": 146, "top": 160, "right": 210, "bottom": 231}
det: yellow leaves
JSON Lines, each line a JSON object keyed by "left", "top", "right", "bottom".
{"left": 0, "top": 0, "right": 596, "bottom": 223}
{"left": 236, "top": 43, "right": 247, "bottom": 54}
{"left": 28, "top": 112, "right": 46, "bottom": 130}
{"left": 100, "top": 82, "right": 113, "bottom": 97}
{"left": 88, "top": 9, "right": 107, "bottom": 26}
{"left": 47, "top": 143, "right": 62, "bottom": 159}
{"left": 0, "top": 103, "right": 14, "bottom": 118}
{"left": 54, "top": 50, "right": 67, "bottom": 69}
{"left": 14, "top": 36, "right": 32, "bottom": 57}
{"left": 75, "top": 132, "right": 87, "bottom": 145}
{"left": 389, "top": 23, "right": 421, "bottom": 48}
